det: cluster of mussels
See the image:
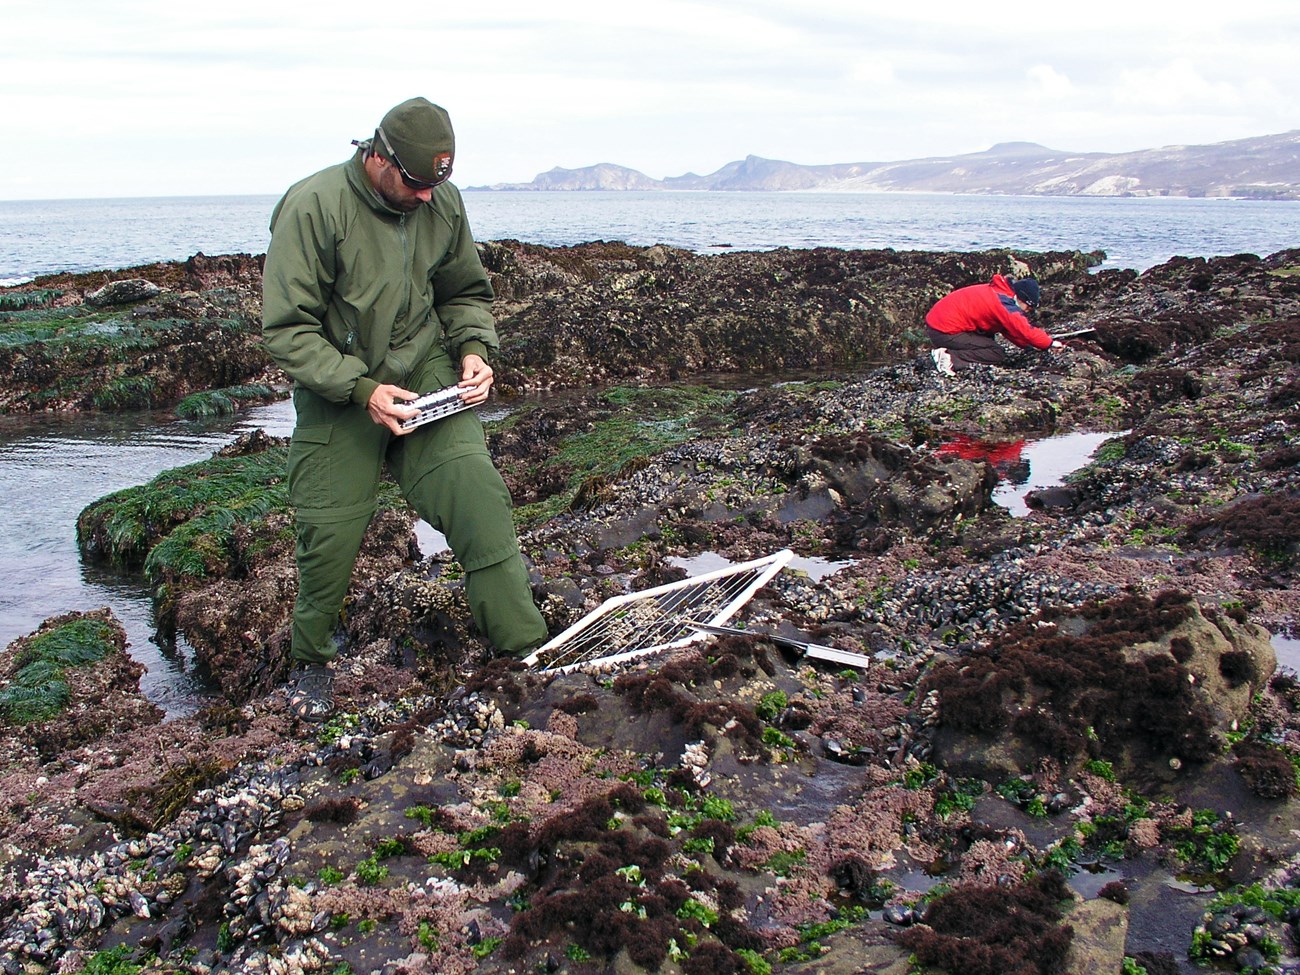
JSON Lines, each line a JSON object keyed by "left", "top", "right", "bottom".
{"left": 1192, "top": 900, "right": 1298, "bottom": 973}
{"left": 856, "top": 552, "right": 1114, "bottom": 644}
{"left": 0, "top": 682, "right": 517, "bottom": 973}
{"left": 0, "top": 756, "right": 309, "bottom": 973}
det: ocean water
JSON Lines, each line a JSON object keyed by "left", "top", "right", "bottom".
{"left": 2, "top": 190, "right": 1299, "bottom": 285}
{"left": 0, "top": 400, "right": 296, "bottom": 717}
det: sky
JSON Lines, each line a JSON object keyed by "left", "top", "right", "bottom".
{"left": 2, "top": 0, "right": 1299, "bottom": 201}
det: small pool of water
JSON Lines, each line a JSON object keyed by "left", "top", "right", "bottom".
{"left": 1273, "top": 633, "right": 1300, "bottom": 672}
{"left": 668, "top": 551, "right": 854, "bottom": 581}
{"left": 934, "top": 430, "right": 1126, "bottom": 518}
{"left": 1068, "top": 860, "right": 1125, "bottom": 899}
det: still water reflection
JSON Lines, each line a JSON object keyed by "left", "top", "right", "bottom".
{"left": 0, "top": 400, "right": 296, "bottom": 717}
{"left": 934, "top": 430, "right": 1123, "bottom": 517}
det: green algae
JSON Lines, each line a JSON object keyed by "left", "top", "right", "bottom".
{"left": 507, "top": 384, "right": 741, "bottom": 527}
{"left": 1, "top": 308, "right": 177, "bottom": 349}
{"left": 175, "top": 384, "right": 278, "bottom": 419}
{"left": 78, "top": 447, "right": 293, "bottom": 571}
{"left": 77, "top": 944, "right": 143, "bottom": 975}
{"left": 0, "top": 289, "right": 62, "bottom": 312}
{"left": 0, "top": 617, "right": 118, "bottom": 724}
{"left": 0, "top": 306, "right": 261, "bottom": 413}
{"left": 0, "top": 309, "right": 121, "bottom": 348}
{"left": 77, "top": 444, "right": 410, "bottom": 619}
{"left": 561, "top": 386, "right": 737, "bottom": 473}
{"left": 92, "top": 374, "right": 159, "bottom": 411}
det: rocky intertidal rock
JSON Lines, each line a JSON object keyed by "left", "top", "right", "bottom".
{"left": 0, "top": 244, "right": 1298, "bottom": 975}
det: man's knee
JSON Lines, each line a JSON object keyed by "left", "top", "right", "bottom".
{"left": 465, "top": 555, "right": 548, "bottom": 655}
{"left": 402, "top": 451, "right": 520, "bottom": 571}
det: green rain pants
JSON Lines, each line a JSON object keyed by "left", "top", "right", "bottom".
{"left": 286, "top": 352, "right": 547, "bottom": 664}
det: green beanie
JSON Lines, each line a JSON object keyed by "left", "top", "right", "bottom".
{"left": 374, "top": 97, "right": 455, "bottom": 184}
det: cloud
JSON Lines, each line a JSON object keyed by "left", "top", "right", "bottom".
{"left": 1027, "top": 65, "right": 1074, "bottom": 100}
{"left": 1113, "top": 58, "right": 1248, "bottom": 111}
{"left": 1, "top": 0, "right": 1299, "bottom": 198}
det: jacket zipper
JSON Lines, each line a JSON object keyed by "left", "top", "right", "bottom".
{"left": 395, "top": 213, "right": 412, "bottom": 381}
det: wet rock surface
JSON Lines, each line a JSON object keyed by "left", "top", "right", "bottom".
{"left": 0, "top": 243, "right": 1298, "bottom": 974}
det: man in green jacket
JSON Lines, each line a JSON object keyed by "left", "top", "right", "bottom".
{"left": 263, "top": 97, "right": 548, "bottom": 722}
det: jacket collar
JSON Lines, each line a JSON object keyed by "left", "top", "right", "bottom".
{"left": 345, "top": 150, "right": 408, "bottom": 217}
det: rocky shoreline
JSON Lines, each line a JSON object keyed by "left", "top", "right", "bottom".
{"left": 0, "top": 242, "right": 1297, "bottom": 975}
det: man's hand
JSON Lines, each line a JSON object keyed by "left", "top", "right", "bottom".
{"left": 367, "top": 383, "right": 420, "bottom": 435}
{"left": 458, "top": 353, "right": 494, "bottom": 405}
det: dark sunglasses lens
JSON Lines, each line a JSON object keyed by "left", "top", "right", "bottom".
{"left": 397, "top": 158, "right": 449, "bottom": 190}
{"left": 400, "top": 171, "right": 434, "bottom": 190}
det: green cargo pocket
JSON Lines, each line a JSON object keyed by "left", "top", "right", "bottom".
{"left": 288, "top": 424, "right": 334, "bottom": 511}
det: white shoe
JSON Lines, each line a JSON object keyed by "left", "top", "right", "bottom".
{"left": 931, "top": 348, "right": 954, "bottom": 376}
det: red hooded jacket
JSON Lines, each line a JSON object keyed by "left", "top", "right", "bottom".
{"left": 925, "top": 274, "right": 1052, "bottom": 350}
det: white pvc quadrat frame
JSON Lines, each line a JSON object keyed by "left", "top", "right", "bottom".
{"left": 522, "top": 549, "right": 794, "bottom": 673}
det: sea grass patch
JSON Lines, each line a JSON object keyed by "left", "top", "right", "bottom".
{"left": 0, "top": 614, "right": 120, "bottom": 725}
{"left": 76, "top": 445, "right": 293, "bottom": 573}
{"left": 0, "top": 609, "right": 161, "bottom": 761}
{"left": 175, "top": 383, "right": 279, "bottom": 419}
{"left": 0, "top": 288, "right": 62, "bottom": 312}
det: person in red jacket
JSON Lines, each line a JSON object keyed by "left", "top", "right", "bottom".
{"left": 924, "top": 275, "right": 1060, "bottom": 375}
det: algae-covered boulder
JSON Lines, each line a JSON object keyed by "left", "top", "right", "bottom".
{"left": 792, "top": 433, "right": 996, "bottom": 533}
{"left": 175, "top": 507, "right": 421, "bottom": 703}
{"left": 86, "top": 278, "right": 161, "bottom": 307}
{"left": 0, "top": 609, "right": 161, "bottom": 764}
{"left": 924, "top": 593, "right": 1275, "bottom": 784}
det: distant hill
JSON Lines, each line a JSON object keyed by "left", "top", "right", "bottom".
{"left": 470, "top": 131, "right": 1300, "bottom": 200}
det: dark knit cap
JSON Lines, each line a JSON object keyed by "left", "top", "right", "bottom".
{"left": 374, "top": 97, "right": 455, "bottom": 184}
{"left": 1012, "top": 277, "right": 1041, "bottom": 308}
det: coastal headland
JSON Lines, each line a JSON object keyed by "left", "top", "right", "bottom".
{"left": 0, "top": 241, "right": 1297, "bottom": 975}
{"left": 471, "top": 130, "right": 1300, "bottom": 200}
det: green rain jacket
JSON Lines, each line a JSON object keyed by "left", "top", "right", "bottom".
{"left": 262, "top": 152, "right": 498, "bottom": 408}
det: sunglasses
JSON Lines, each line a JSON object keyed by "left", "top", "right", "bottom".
{"left": 375, "top": 125, "right": 453, "bottom": 190}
